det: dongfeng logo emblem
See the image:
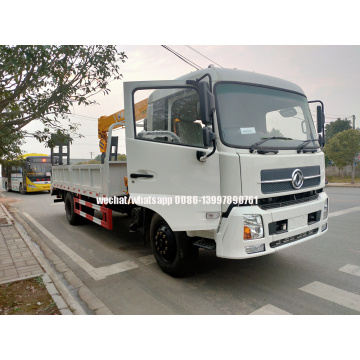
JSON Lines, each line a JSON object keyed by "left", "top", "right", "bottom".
{"left": 291, "top": 169, "right": 304, "bottom": 189}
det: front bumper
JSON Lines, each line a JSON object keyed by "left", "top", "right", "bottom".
{"left": 26, "top": 183, "right": 51, "bottom": 192}
{"left": 215, "top": 192, "right": 328, "bottom": 259}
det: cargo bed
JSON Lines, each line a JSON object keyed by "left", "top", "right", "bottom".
{"left": 51, "top": 161, "right": 128, "bottom": 199}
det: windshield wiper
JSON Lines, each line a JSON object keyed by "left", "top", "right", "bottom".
{"left": 249, "top": 137, "right": 292, "bottom": 153}
{"left": 296, "top": 139, "right": 319, "bottom": 153}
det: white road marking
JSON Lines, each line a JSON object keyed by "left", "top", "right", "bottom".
{"left": 138, "top": 254, "right": 157, "bottom": 265}
{"left": 300, "top": 281, "right": 360, "bottom": 312}
{"left": 329, "top": 206, "right": 360, "bottom": 218}
{"left": 339, "top": 264, "right": 360, "bottom": 277}
{"left": 22, "top": 212, "right": 139, "bottom": 281}
{"left": 250, "top": 304, "right": 292, "bottom": 315}
{"left": 93, "top": 261, "right": 138, "bottom": 278}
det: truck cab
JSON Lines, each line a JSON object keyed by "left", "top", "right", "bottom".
{"left": 123, "top": 66, "right": 328, "bottom": 273}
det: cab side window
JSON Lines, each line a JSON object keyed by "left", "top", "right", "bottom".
{"left": 134, "top": 87, "right": 204, "bottom": 148}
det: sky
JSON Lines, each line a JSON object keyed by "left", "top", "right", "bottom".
{"left": 5, "top": 1, "right": 357, "bottom": 160}
{"left": 21, "top": 45, "right": 360, "bottom": 158}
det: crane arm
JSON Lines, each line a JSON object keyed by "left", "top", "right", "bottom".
{"left": 98, "top": 98, "right": 148, "bottom": 153}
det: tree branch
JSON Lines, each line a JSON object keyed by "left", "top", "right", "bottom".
{"left": 0, "top": 65, "right": 36, "bottom": 111}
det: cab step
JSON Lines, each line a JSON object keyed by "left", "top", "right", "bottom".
{"left": 193, "top": 239, "right": 216, "bottom": 250}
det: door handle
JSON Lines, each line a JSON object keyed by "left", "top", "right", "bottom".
{"left": 130, "top": 173, "right": 154, "bottom": 179}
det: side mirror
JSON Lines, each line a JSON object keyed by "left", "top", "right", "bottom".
{"left": 198, "top": 82, "right": 215, "bottom": 125}
{"left": 317, "top": 105, "right": 325, "bottom": 133}
{"left": 197, "top": 127, "right": 217, "bottom": 162}
{"left": 203, "top": 126, "right": 216, "bottom": 147}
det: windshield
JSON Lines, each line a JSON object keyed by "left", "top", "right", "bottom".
{"left": 28, "top": 163, "right": 51, "bottom": 175}
{"left": 215, "top": 83, "right": 319, "bottom": 150}
{"left": 26, "top": 160, "right": 52, "bottom": 181}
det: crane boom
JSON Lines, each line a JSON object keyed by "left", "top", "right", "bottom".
{"left": 98, "top": 98, "right": 148, "bottom": 153}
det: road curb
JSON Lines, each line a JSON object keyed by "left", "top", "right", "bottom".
{"left": 12, "top": 208, "right": 113, "bottom": 315}
{"left": 0, "top": 201, "right": 75, "bottom": 314}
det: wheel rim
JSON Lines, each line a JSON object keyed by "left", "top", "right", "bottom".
{"left": 154, "top": 224, "right": 177, "bottom": 263}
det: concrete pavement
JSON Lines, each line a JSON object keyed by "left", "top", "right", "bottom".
{"left": 0, "top": 203, "right": 43, "bottom": 283}
{"left": 1, "top": 184, "right": 359, "bottom": 315}
{"left": 0, "top": 201, "right": 74, "bottom": 314}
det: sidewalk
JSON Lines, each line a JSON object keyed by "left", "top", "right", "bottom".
{"left": 0, "top": 204, "right": 43, "bottom": 283}
{"left": 0, "top": 202, "right": 73, "bottom": 314}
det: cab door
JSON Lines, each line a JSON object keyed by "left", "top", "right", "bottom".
{"left": 124, "top": 80, "right": 221, "bottom": 232}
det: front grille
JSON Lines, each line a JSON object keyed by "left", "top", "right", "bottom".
{"left": 222, "top": 190, "right": 322, "bottom": 217}
{"left": 260, "top": 166, "right": 321, "bottom": 194}
{"left": 258, "top": 190, "right": 320, "bottom": 210}
{"left": 261, "top": 177, "right": 320, "bottom": 194}
{"left": 261, "top": 166, "right": 320, "bottom": 181}
{"left": 270, "top": 228, "right": 319, "bottom": 248}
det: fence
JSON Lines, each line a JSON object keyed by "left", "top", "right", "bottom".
{"left": 326, "top": 165, "right": 360, "bottom": 177}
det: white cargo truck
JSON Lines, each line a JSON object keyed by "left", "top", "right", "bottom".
{"left": 51, "top": 65, "right": 329, "bottom": 277}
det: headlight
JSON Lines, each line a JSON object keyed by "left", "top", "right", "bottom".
{"left": 243, "top": 214, "right": 264, "bottom": 240}
{"left": 27, "top": 184, "right": 36, "bottom": 188}
{"left": 323, "top": 198, "right": 328, "bottom": 220}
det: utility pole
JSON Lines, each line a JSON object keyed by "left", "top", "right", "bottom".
{"left": 351, "top": 115, "right": 357, "bottom": 184}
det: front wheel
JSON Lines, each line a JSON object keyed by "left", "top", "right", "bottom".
{"left": 65, "top": 192, "right": 81, "bottom": 225}
{"left": 150, "top": 214, "right": 198, "bottom": 277}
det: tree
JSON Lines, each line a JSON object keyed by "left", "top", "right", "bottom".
{"left": 0, "top": 125, "right": 24, "bottom": 160}
{"left": 94, "top": 154, "right": 102, "bottom": 162}
{"left": 325, "top": 118, "right": 352, "bottom": 142}
{"left": 94, "top": 153, "right": 127, "bottom": 162}
{"left": 324, "top": 129, "right": 360, "bottom": 183}
{"left": 267, "top": 128, "right": 284, "bottom": 137}
{"left": 324, "top": 118, "right": 352, "bottom": 167}
{"left": 0, "top": 45, "right": 127, "bottom": 159}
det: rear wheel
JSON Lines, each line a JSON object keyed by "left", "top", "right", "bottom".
{"left": 65, "top": 192, "right": 81, "bottom": 225}
{"left": 150, "top": 214, "right": 198, "bottom": 277}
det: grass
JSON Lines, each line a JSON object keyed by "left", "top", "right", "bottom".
{"left": 0, "top": 277, "right": 61, "bottom": 315}
{"left": 326, "top": 175, "right": 360, "bottom": 183}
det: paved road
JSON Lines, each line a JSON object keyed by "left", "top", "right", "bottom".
{"left": 1, "top": 187, "right": 360, "bottom": 314}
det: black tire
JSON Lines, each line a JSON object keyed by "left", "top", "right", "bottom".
{"left": 150, "top": 214, "right": 198, "bottom": 277}
{"left": 65, "top": 192, "right": 81, "bottom": 225}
